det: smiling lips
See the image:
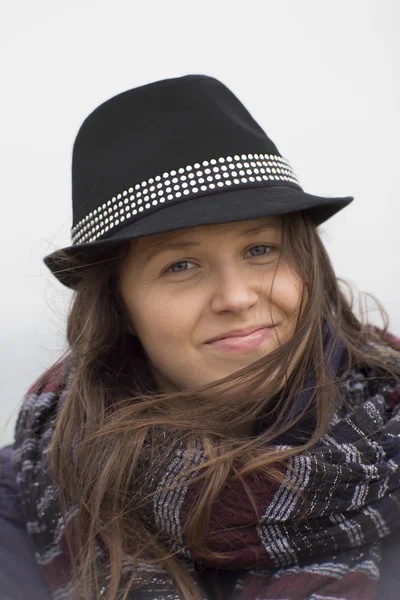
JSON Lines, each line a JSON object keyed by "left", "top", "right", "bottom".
{"left": 206, "top": 326, "right": 274, "bottom": 352}
{"left": 207, "top": 325, "right": 270, "bottom": 343}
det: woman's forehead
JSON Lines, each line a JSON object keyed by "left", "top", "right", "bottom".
{"left": 131, "top": 215, "right": 283, "bottom": 251}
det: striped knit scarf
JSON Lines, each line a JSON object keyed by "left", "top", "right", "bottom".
{"left": 12, "top": 330, "right": 400, "bottom": 600}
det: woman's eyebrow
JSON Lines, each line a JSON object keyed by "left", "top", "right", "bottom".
{"left": 143, "top": 224, "right": 279, "bottom": 261}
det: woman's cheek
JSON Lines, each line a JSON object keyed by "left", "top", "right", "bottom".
{"left": 271, "top": 271, "right": 303, "bottom": 314}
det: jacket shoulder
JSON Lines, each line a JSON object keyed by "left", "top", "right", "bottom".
{"left": 0, "top": 444, "right": 51, "bottom": 599}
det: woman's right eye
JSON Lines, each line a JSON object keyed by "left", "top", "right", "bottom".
{"left": 164, "top": 261, "right": 197, "bottom": 274}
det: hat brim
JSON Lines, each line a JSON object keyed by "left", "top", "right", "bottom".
{"left": 43, "top": 185, "right": 354, "bottom": 289}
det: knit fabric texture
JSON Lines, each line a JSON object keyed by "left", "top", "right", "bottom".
{"left": 12, "top": 333, "right": 400, "bottom": 600}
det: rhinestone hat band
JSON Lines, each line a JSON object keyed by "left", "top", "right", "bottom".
{"left": 71, "top": 153, "right": 300, "bottom": 245}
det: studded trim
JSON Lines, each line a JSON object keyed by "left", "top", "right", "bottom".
{"left": 71, "top": 153, "right": 300, "bottom": 245}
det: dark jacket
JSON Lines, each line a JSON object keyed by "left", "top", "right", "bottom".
{"left": 1, "top": 444, "right": 399, "bottom": 600}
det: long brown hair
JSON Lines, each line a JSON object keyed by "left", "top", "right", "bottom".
{"left": 31, "top": 211, "right": 400, "bottom": 600}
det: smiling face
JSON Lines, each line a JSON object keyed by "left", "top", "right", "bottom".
{"left": 119, "top": 216, "right": 304, "bottom": 392}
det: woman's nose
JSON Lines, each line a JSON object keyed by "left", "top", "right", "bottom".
{"left": 210, "top": 270, "right": 260, "bottom": 313}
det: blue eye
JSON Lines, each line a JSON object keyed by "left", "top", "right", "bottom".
{"left": 248, "top": 244, "right": 273, "bottom": 257}
{"left": 166, "top": 260, "right": 196, "bottom": 273}
{"left": 164, "top": 244, "right": 276, "bottom": 274}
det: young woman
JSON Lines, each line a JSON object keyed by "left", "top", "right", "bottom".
{"left": 1, "top": 74, "right": 400, "bottom": 600}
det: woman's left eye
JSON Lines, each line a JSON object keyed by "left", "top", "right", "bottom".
{"left": 164, "top": 245, "right": 275, "bottom": 274}
{"left": 247, "top": 244, "right": 273, "bottom": 257}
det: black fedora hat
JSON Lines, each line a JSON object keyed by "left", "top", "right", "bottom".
{"left": 43, "top": 74, "right": 353, "bottom": 289}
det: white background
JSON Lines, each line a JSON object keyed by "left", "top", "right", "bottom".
{"left": 1, "top": 0, "right": 399, "bottom": 446}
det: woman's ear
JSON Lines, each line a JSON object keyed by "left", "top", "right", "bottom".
{"left": 128, "top": 324, "right": 137, "bottom": 337}
{"left": 116, "top": 289, "right": 137, "bottom": 337}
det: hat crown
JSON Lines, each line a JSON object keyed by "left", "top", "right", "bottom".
{"left": 71, "top": 74, "right": 285, "bottom": 229}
